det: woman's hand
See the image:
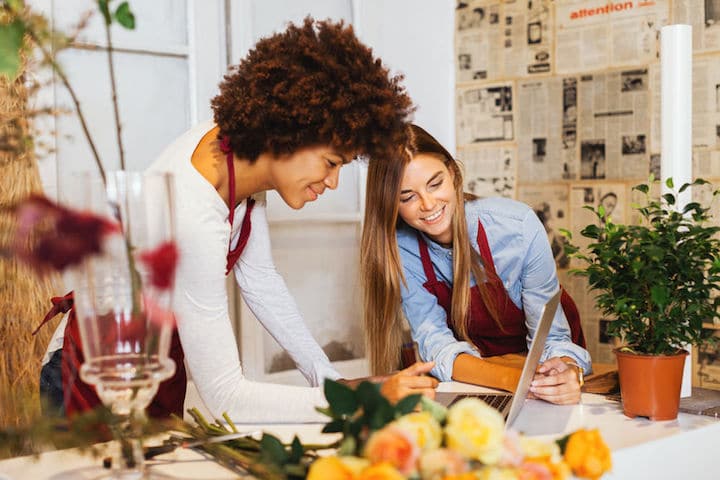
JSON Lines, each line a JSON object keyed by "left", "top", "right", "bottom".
{"left": 379, "top": 361, "right": 439, "bottom": 404}
{"left": 528, "top": 356, "right": 582, "bottom": 405}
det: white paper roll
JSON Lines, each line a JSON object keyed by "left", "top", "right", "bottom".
{"left": 660, "top": 24, "right": 693, "bottom": 398}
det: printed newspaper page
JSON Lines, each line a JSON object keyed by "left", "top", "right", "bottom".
{"left": 554, "top": 0, "right": 669, "bottom": 74}
{"left": 458, "top": 146, "right": 516, "bottom": 198}
{"left": 517, "top": 184, "right": 571, "bottom": 269}
{"left": 455, "top": 0, "right": 554, "bottom": 82}
{"left": 675, "top": 0, "right": 720, "bottom": 52}
{"left": 456, "top": 83, "right": 515, "bottom": 145}
{"left": 692, "top": 58, "right": 720, "bottom": 149}
{"left": 502, "top": 0, "right": 553, "bottom": 77}
{"left": 578, "top": 70, "right": 651, "bottom": 181}
{"left": 456, "top": 0, "right": 503, "bottom": 82}
{"left": 516, "top": 77, "right": 578, "bottom": 182}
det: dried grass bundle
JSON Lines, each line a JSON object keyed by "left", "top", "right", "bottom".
{"left": 0, "top": 71, "right": 60, "bottom": 431}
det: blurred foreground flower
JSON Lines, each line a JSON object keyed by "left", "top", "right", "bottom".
{"left": 560, "top": 429, "right": 612, "bottom": 480}
{"left": 9, "top": 194, "right": 119, "bottom": 271}
{"left": 139, "top": 241, "right": 179, "bottom": 289}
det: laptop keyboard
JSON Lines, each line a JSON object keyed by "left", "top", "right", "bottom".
{"left": 449, "top": 393, "right": 513, "bottom": 418}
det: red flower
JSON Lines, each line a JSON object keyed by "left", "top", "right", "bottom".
{"left": 11, "top": 194, "right": 119, "bottom": 272}
{"left": 138, "top": 241, "right": 179, "bottom": 290}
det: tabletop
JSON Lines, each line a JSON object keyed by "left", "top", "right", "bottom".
{"left": 1, "top": 381, "right": 718, "bottom": 479}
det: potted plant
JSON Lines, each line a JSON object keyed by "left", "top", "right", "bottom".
{"left": 564, "top": 178, "right": 720, "bottom": 420}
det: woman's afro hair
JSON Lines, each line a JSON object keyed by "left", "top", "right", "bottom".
{"left": 211, "top": 17, "right": 414, "bottom": 162}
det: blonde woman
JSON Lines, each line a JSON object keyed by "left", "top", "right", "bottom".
{"left": 362, "top": 125, "right": 590, "bottom": 405}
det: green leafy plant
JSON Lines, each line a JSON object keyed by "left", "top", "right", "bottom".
{"left": 563, "top": 178, "right": 720, "bottom": 355}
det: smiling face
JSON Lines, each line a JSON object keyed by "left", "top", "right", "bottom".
{"left": 397, "top": 153, "right": 457, "bottom": 245}
{"left": 269, "top": 146, "right": 351, "bottom": 209}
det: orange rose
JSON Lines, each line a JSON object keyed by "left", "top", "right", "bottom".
{"left": 357, "top": 462, "right": 405, "bottom": 480}
{"left": 364, "top": 426, "right": 419, "bottom": 475}
{"left": 563, "top": 429, "right": 611, "bottom": 480}
{"left": 307, "top": 456, "right": 357, "bottom": 480}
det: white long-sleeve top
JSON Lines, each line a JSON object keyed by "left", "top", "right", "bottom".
{"left": 145, "top": 121, "right": 341, "bottom": 423}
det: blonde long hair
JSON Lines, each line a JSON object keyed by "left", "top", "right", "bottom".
{"left": 362, "top": 125, "right": 501, "bottom": 375}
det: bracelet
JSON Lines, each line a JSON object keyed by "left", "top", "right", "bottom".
{"left": 563, "top": 360, "right": 585, "bottom": 388}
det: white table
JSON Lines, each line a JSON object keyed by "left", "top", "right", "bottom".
{"left": 1, "top": 382, "right": 718, "bottom": 479}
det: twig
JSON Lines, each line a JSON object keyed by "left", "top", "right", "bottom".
{"left": 24, "top": 29, "right": 106, "bottom": 185}
{"left": 103, "top": 16, "right": 125, "bottom": 170}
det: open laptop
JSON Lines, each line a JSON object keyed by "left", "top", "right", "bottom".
{"left": 435, "top": 289, "right": 561, "bottom": 429}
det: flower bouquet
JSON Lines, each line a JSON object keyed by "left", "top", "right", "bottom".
{"left": 180, "top": 380, "right": 612, "bottom": 480}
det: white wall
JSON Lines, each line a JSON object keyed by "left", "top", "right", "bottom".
{"left": 355, "top": 0, "right": 455, "bottom": 153}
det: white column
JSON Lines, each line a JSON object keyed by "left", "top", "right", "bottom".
{"left": 660, "top": 24, "right": 693, "bottom": 398}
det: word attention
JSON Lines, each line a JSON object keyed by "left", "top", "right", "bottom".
{"left": 569, "top": 1, "right": 655, "bottom": 20}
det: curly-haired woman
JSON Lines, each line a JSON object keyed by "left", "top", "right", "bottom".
{"left": 41, "top": 18, "right": 437, "bottom": 423}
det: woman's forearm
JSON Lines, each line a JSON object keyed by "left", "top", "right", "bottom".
{"left": 451, "top": 353, "right": 523, "bottom": 392}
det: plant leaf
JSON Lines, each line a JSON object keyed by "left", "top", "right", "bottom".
{"left": 395, "top": 394, "right": 421, "bottom": 416}
{"left": 260, "top": 434, "right": 289, "bottom": 465}
{"left": 0, "top": 20, "right": 26, "bottom": 80}
{"left": 665, "top": 177, "right": 674, "bottom": 189}
{"left": 323, "top": 380, "right": 358, "bottom": 417}
{"left": 114, "top": 2, "right": 136, "bottom": 29}
{"left": 97, "top": 0, "right": 112, "bottom": 25}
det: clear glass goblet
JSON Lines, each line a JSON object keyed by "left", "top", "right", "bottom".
{"left": 64, "top": 171, "right": 177, "bottom": 479}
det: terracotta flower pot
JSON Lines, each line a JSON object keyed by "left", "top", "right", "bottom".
{"left": 614, "top": 349, "right": 688, "bottom": 421}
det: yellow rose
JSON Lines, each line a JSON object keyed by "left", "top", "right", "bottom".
{"left": 357, "top": 461, "right": 406, "bottom": 480}
{"left": 519, "top": 437, "right": 562, "bottom": 463}
{"left": 563, "top": 429, "right": 611, "bottom": 480}
{"left": 308, "top": 456, "right": 358, "bottom": 480}
{"left": 445, "top": 397, "right": 505, "bottom": 465}
{"left": 364, "top": 426, "right": 419, "bottom": 475}
{"left": 442, "top": 474, "right": 480, "bottom": 480}
{"left": 418, "top": 448, "right": 468, "bottom": 480}
{"left": 392, "top": 411, "right": 443, "bottom": 451}
{"left": 473, "top": 466, "right": 520, "bottom": 480}
{"left": 340, "top": 456, "right": 372, "bottom": 476}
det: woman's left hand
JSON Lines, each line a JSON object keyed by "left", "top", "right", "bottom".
{"left": 528, "top": 356, "right": 582, "bottom": 405}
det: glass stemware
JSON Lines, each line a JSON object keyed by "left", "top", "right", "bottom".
{"left": 64, "top": 171, "right": 177, "bottom": 479}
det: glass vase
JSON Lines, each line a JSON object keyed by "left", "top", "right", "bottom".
{"left": 64, "top": 171, "right": 177, "bottom": 479}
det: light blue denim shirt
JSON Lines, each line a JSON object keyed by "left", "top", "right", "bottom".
{"left": 397, "top": 197, "right": 592, "bottom": 381}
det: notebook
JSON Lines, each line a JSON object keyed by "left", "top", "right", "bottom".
{"left": 435, "top": 289, "right": 561, "bottom": 429}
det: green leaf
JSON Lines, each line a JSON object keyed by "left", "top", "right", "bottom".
{"left": 289, "top": 436, "right": 304, "bottom": 463}
{"left": 114, "top": 2, "right": 136, "bottom": 29}
{"left": 634, "top": 183, "right": 650, "bottom": 194}
{"left": 314, "top": 406, "right": 333, "bottom": 418}
{"left": 395, "top": 394, "right": 421, "bottom": 415}
{"left": 97, "top": 0, "right": 112, "bottom": 25}
{"left": 260, "top": 434, "right": 289, "bottom": 465}
{"left": 323, "top": 380, "right": 358, "bottom": 417}
{"left": 0, "top": 20, "right": 26, "bottom": 80}
{"left": 321, "top": 419, "right": 344, "bottom": 434}
{"left": 556, "top": 433, "right": 571, "bottom": 454}
{"left": 420, "top": 396, "right": 447, "bottom": 424}
{"left": 337, "top": 436, "right": 357, "bottom": 456}
{"left": 662, "top": 193, "right": 675, "bottom": 206}
{"left": 665, "top": 177, "right": 674, "bottom": 189}
{"left": 650, "top": 285, "right": 668, "bottom": 307}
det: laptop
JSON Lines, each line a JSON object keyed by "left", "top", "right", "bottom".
{"left": 435, "top": 289, "right": 561, "bottom": 429}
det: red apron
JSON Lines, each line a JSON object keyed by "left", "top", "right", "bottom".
{"left": 38, "top": 135, "right": 257, "bottom": 418}
{"left": 417, "top": 220, "right": 585, "bottom": 357}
